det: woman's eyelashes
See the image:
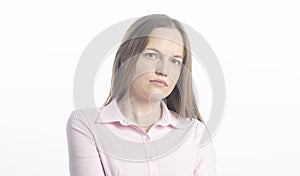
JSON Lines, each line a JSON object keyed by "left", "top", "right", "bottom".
{"left": 144, "top": 52, "right": 182, "bottom": 65}
{"left": 171, "top": 58, "right": 182, "bottom": 65}
{"left": 144, "top": 52, "right": 158, "bottom": 59}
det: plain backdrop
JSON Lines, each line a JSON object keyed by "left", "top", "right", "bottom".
{"left": 1, "top": 0, "right": 299, "bottom": 175}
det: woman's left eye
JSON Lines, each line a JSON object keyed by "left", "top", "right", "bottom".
{"left": 171, "top": 59, "right": 182, "bottom": 65}
{"left": 145, "top": 53, "right": 157, "bottom": 59}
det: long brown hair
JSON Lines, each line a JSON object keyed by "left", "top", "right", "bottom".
{"left": 104, "top": 14, "right": 204, "bottom": 123}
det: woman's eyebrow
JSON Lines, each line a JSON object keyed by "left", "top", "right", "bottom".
{"left": 145, "top": 48, "right": 183, "bottom": 59}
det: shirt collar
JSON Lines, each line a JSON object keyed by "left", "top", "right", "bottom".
{"left": 95, "top": 98, "right": 182, "bottom": 129}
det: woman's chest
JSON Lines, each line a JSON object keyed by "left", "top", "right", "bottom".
{"left": 99, "top": 136, "right": 196, "bottom": 176}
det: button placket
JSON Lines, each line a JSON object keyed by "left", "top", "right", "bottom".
{"left": 143, "top": 135, "right": 150, "bottom": 142}
{"left": 148, "top": 156, "right": 158, "bottom": 176}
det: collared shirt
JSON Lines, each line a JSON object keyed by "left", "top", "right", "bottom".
{"left": 66, "top": 98, "right": 217, "bottom": 176}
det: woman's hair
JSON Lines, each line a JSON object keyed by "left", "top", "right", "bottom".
{"left": 104, "top": 14, "right": 204, "bottom": 123}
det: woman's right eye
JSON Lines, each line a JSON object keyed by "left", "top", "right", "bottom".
{"left": 144, "top": 53, "right": 158, "bottom": 59}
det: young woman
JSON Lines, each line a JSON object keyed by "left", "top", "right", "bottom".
{"left": 67, "top": 14, "right": 217, "bottom": 176}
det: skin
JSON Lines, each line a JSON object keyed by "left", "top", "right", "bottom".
{"left": 117, "top": 27, "right": 184, "bottom": 132}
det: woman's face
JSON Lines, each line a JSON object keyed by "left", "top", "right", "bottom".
{"left": 128, "top": 27, "right": 184, "bottom": 101}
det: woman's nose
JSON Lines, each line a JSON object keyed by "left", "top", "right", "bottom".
{"left": 155, "top": 60, "right": 168, "bottom": 76}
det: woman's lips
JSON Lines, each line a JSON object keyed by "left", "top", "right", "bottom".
{"left": 149, "top": 79, "right": 168, "bottom": 86}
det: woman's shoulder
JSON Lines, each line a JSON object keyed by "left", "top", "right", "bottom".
{"left": 168, "top": 110, "right": 207, "bottom": 131}
{"left": 191, "top": 119, "right": 214, "bottom": 149}
{"left": 67, "top": 107, "right": 101, "bottom": 128}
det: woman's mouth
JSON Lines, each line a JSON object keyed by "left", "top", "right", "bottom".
{"left": 149, "top": 79, "right": 168, "bottom": 86}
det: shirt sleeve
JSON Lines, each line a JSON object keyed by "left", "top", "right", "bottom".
{"left": 66, "top": 110, "right": 106, "bottom": 176}
{"left": 193, "top": 124, "right": 217, "bottom": 176}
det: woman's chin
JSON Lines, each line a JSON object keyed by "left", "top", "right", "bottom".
{"left": 147, "top": 92, "right": 165, "bottom": 101}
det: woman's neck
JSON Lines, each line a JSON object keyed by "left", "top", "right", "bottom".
{"left": 117, "top": 95, "right": 163, "bottom": 127}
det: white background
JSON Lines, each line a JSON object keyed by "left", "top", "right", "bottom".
{"left": 1, "top": 0, "right": 299, "bottom": 175}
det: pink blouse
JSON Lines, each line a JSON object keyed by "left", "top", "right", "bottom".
{"left": 66, "top": 98, "right": 217, "bottom": 176}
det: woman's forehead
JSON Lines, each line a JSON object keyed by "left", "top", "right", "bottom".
{"left": 145, "top": 37, "right": 184, "bottom": 58}
{"left": 148, "top": 27, "right": 184, "bottom": 47}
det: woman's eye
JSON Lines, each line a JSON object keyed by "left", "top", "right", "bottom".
{"left": 171, "top": 59, "right": 182, "bottom": 65}
{"left": 145, "top": 53, "right": 157, "bottom": 59}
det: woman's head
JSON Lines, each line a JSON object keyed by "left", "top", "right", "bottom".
{"left": 104, "top": 14, "right": 203, "bottom": 122}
